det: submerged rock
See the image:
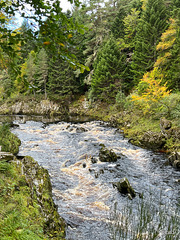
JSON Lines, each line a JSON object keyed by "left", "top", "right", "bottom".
{"left": 76, "top": 127, "right": 87, "bottom": 133}
{"left": 113, "top": 177, "right": 136, "bottom": 199}
{"left": 99, "top": 144, "right": 118, "bottom": 162}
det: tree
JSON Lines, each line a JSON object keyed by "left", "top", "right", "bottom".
{"left": 90, "top": 37, "right": 127, "bottom": 102}
{"left": 131, "top": 0, "right": 168, "bottom": 84}
{"left": 111, "top": 6, "right": 127, "bottom": 39}
{"left": 154, "top": 18, "right": 180, "bottom": 89}
{"left": 36, "top": 49, "right": 48, "bottom": 99}
{"left": 73, "top": 0, "right": 109, "bottom": 85}
{"left": 0, "top": 0, "right": 87, "bottom": 71}
{"left": 48, "top": 54, "right": 79, "bottom": 98}
{"left": 131, "top": 67, "right": 170, "bottom": 114}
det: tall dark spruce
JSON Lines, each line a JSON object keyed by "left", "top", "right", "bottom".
{"left": 131, "top": 0, "right": 168, "bottom": 84}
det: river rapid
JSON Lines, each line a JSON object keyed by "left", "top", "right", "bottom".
{"left": 9, "top": 115, "right": 179, "bottom": 240}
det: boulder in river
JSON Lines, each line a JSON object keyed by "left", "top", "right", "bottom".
{"left": 113, "top": 177, "right": 136, "bottom": 199}
{"left": 76, "top": 127, "right": 87, "bottom": 133}
{"left": 99, "top": 144, "right": 117, "bottom": 162}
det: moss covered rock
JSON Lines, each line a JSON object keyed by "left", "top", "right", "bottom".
{"left": 20, "top": 156, "right": 66, "bottom": 239}
{"left": 99, "top": 144, "right": 118, "bottom": 162}
{"left": 113, "top": 177, "right": 136, "bottom": 199}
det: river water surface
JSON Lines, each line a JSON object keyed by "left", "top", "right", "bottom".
{"left": 10, "top": 116, "right": 180, "bottom": 240}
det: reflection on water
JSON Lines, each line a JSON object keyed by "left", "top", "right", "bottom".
{"left": 11, "top": 118, "right": 180, "bottom": 240}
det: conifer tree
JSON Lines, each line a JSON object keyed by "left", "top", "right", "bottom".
{"left": 74, "top": 0, "right": 109, "bottom": 85}
{"left": 36, "top": 49, "right": 48, "bottom": 99}
{"left": 90, "top": 37, "right": 127, "bottom": 102}
{"left": 131, "top": 0, "right": 168, "bottom": 84}
{"left": 111, "top": 6, "right": 127, "bottom": 39}
{"left": 48, "top": 55, "right": 79, "bottom": 98}
{"left": 26, "top": 51, "right": 36, "bottom": 94}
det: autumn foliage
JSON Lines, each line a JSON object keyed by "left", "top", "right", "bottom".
{"left": 131, "top": 67, "right": 170, "bottom": 113}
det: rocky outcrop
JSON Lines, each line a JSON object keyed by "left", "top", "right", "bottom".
{"left": 15, "top": 156, "right": 66, "bottom": 239}
{"left": 140, "top": 131, "right": 166, "bottom": 150}
{"left": 168, "top": 152, "right": 180, "bottom": 169}
{"left": 0, "top": 99, "right": 69, "bottom": 116}
{"left": 113, "top": 177, "right": 136, "bottom": 199}
{"left": 99, "top": 144, "right": 118, "bottom": 162}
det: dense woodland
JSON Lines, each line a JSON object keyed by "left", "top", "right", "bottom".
{"left": 0, "top": 0, "right": 180, "bottom": 111}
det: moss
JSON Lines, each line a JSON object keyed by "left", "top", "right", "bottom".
{"left": 0, "top": 124, "right": 21, "bottom": 155}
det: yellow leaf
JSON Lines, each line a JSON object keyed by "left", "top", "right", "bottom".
{"left": 58, "top": 43, "right": 65, "bottom": 47}
{"left": 68, "top": 34, "right": 72, "bottom": 39}
{"left": 43, "top": 41, "right": 51, "bottom": 45}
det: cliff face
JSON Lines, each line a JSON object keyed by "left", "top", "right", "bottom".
{"left": 0, "top": 99, "right": 69, "bottom": 116}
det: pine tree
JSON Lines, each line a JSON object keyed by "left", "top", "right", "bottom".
{"left": 26, "top": 51, "right": 36, "bottom": 94}
{"left": 131, "top": 0, "right": 169, "bottom": 84}
{"left": 48, "top": 55, "right": 79, "bottom": 98}
{"left": 90, "top": 37, "right": 127, "bottom": 102}
{"left": 111, "top": 6, "right": 127, "bottom": 39}
{"left": 36, "top": 49, "right": 48, "bottom": 99}
{"left": 74, "top": 0, "right": 109, "bottom": 85}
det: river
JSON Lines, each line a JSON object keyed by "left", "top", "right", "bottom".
{"left": 9, "top": 115, "right": 179, "bottom": 240}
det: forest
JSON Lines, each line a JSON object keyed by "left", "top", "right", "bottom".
{"left": 0, "top": 0, "right": 179, "bottom": 106}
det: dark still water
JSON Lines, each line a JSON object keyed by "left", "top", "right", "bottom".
{"left": 11, "top": 117, "right": 180, "bottom": 240}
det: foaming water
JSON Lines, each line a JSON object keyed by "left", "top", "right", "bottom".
{"left": 12, "top": 119, "right": 180, "bottom": 239}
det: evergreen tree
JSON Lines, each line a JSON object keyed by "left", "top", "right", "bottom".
{"left": 90, "top": 37, "right": 127, "bottom": 102}
{"left": 111, "top": 6, "right": 127, "bottom": 39}
{"left": 131, "top": 0, "right": 169, "bottom": 84}
{"left": 26, "top": 51, "right": 36, "bottom": 95}
{"left": 74, "top": 0, "right": 109, "bottom": 85}
{"left": 36, "top": 49, "right": 48, "bottom": 99}
{"left": 48, "top": 55, "right": 79, "bottom": 98}
{"left": 19, "top": 20, "right": 37, "bottom": 61}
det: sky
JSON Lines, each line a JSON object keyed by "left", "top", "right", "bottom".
{"left": 60, "top": 0, "right": 72, "bottom": 12}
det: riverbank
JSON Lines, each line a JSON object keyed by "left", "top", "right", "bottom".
{"left": 0, "top": 94, "right": 179, "bottom": 168}
{"left": 69, "top": 95, "right": 180, "bottom": 169}
{"left": 0, "top": 124, "right": 66, "bottom": 239}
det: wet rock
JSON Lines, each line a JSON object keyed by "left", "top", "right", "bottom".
{"left": 113, "top": 177, "right": 136, "bottom": 199}
{"left": 140, "top": 131, "right": 166, "bottom": 150}
{"left": 168, "top": 152, "right": 180, "bottom": 169}
{"left": 99, "top": 144, "right": 117, "bottom": 162}
{"left": 91, "top": 157, "right": 98, "bottom": 164}
{"left": 76, "top": 127, "right": 87, "bottom": 133}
